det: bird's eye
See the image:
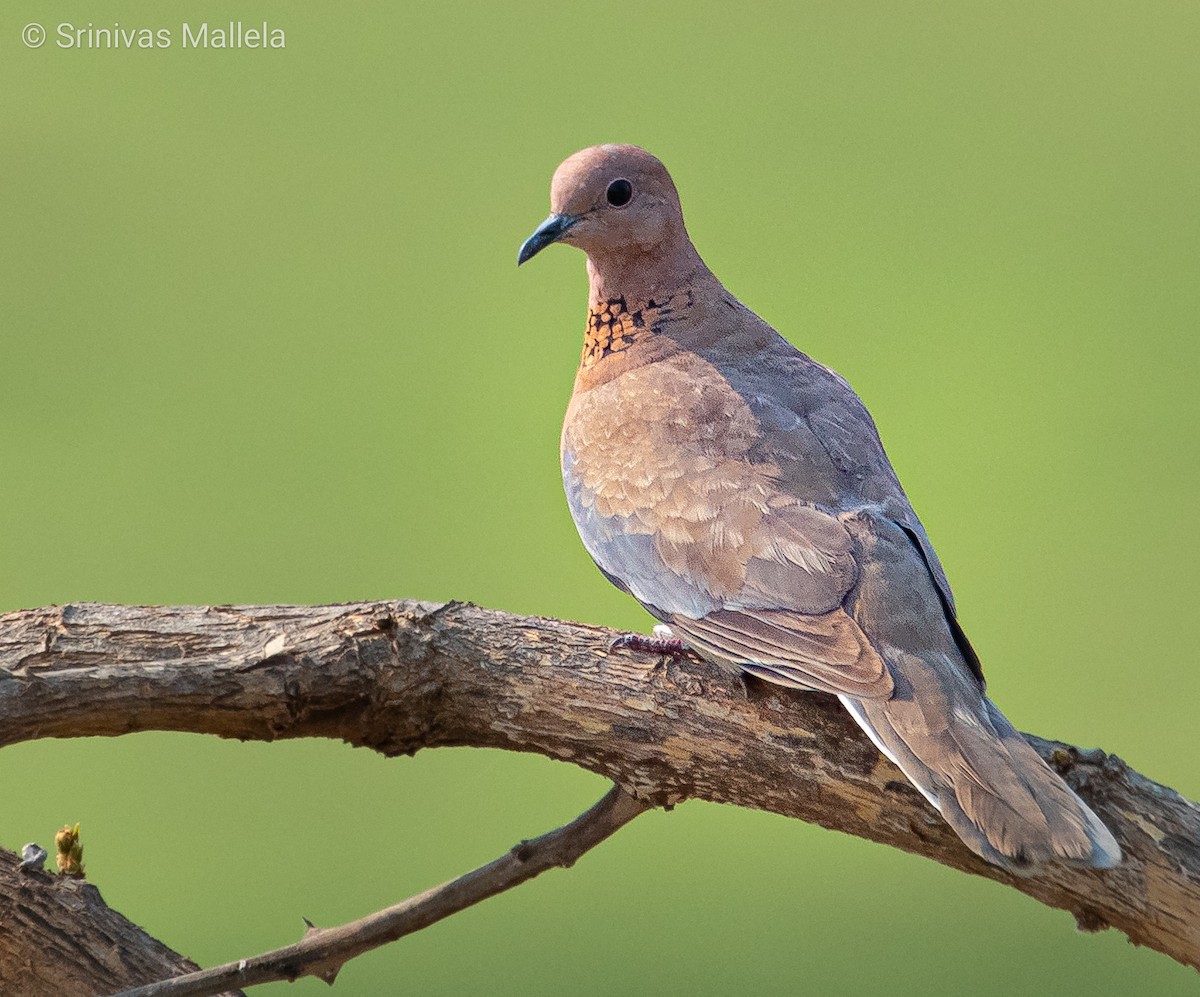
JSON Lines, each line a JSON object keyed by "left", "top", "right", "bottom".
{"left": 606, "top": 179, "right": 633, "bottom": 207}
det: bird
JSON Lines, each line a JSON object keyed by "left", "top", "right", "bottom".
{"left": 517, "top": 144, "right": 1121, "bottom": 873}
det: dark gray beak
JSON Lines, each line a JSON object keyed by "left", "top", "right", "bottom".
{"left": 518, "top": 213, "right": 581, "bottom": 265}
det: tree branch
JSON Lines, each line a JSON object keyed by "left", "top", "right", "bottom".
{"left": 0, "top": 850, "right": 242, "bottom": 997}
{"left": 0, "top": 600, "right": 1197, "bottom": 983}
{"left": 107, "top": 783, "right": 648, "bottom": 997}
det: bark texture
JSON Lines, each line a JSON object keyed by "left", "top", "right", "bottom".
{"left": 0, "top": 600, "right": 1197, "bottom": 988}
{"left": 0, "top": 850, "right": 241, "bottom": 997}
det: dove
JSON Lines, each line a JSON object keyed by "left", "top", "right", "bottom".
{"left": 518, "top": 144, "right": 1121, "bottom": 872}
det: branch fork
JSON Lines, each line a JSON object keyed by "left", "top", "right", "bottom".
{"left": 0, "top": 600, "right": 1196, "bottom": 994}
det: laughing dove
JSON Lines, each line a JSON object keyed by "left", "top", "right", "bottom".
{"left": 518, "top": 144, "right": 1121, "bottom": 872}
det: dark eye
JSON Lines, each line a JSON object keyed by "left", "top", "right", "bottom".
{"left": 606, "top": 178, "right": 633, "bottom": 207}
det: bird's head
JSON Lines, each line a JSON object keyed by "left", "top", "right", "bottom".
{"left": 518, "top": 145, "right": 687, "bottom": 267}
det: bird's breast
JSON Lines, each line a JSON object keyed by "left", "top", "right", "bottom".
{"left": 562, "top": 352, "right": 776, "bottom": 523}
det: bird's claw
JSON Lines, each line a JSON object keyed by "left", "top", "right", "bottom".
{"left": 608, "top": 628, "right": 694, "bottom": 660}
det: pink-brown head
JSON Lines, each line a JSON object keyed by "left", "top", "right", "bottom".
{"left": 518, "top": 145, "right": 691, "bottom": 269}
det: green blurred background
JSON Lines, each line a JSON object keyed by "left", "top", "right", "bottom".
{"left": 3, "top": 1, "right": 1197, "bottom": 993}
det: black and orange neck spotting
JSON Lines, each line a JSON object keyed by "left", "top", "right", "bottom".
{"left": 581, "top": 291, "right": 693, "bottom": 368}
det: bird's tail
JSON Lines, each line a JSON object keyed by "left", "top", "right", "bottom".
{"left": 838, "top": 665, "right": 1121, "bottom": 872}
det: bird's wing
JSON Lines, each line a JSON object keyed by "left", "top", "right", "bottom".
{"left": 562, "top": 354, "right": 893, "bottom": 698}
{"left": 667, "top": 606, "right": 892, "bottom": 698}
{"left": 564, "top": 454, "right": 893, "bottom": 698}
{"left": 735, "top": 354, "right": 984, "bottom": 685}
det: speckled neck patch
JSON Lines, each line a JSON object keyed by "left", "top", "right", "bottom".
{"left": 581, "top": 291, "right": 692, "bottom": 368}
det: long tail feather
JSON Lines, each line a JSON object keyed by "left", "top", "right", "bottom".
{"left": 838, "top": 662, "right": 1121, "bottom": 872}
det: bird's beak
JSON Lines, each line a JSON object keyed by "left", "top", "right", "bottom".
{"left": 518, "top": 213, "right": 581, "bottom": 266}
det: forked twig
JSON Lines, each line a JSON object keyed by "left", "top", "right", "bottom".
{"left": 110, "top": 784, "right": 649, "bottom": 997}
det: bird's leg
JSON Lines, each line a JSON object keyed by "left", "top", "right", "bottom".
{"left": 608, "top": 624, "right": 695, "bottom": 660}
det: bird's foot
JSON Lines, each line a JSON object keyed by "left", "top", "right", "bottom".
{"left": 608, "top": 624, "right": 695, "bottom": 660}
